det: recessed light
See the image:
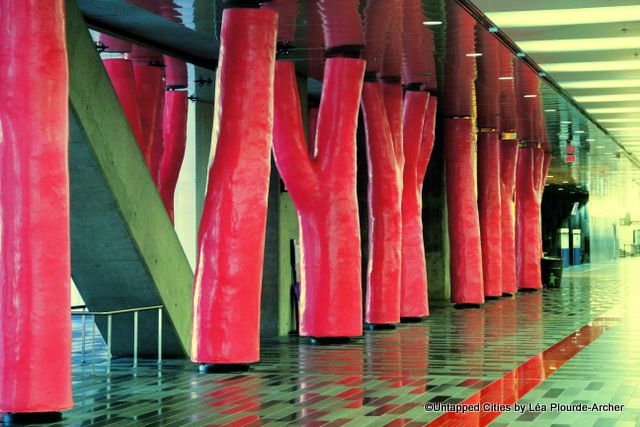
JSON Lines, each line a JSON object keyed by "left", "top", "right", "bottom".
{"left": 524, "top": 94, "right": 538, "bottom": 98}
{"left": 423, "top": 21, "right": 443, "bottom": 26}
{"left": 561, "top": 121, "right": 572, "bottom": 124}
{"left": 574, "top": 130, "right": 585, "bottom": 134}
{"left": 544, "top": 109, "right": 557, "bottom": 112}
{"left": 499, "top": 76, "right": 514, "bottom": 80}
{"left": 466, "top": 52, "right": 483, "bottom": 57}
{"left": 586, "top": 138, "right": 596, "bottom": 142}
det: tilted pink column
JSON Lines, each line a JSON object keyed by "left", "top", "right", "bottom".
{"left": 0, "top": 0, "right": 72, "bottom": 415}
{"left": 498, "top": 46, "right": 519, "bottom": 296}
{"left": 362, "top": 0, "right": 401, "bottom": 326}
{"left": 191, "top": 7, "right": 277, "bottom": 364}
{"left": 158, "top": 90, "right": 188, "bottom": 222}
{"left": 273, "top": 59, "right": 365, "bottom": 338}
{"left": 443, "top": 0, "right": 484, "bottom": 305}
{"left": 103, "top": 58, "right": 144, "bottom": 146}
{"left": 476, "top": 28, "right": 503, "bottom": 298}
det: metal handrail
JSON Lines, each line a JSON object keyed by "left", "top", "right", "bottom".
{"left": 71, "top": 305, "right": 163, "bottom": 374}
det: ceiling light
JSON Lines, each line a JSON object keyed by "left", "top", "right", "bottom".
{"left": 589, "top": 107, "right": 640, "bottom": 114}
{"left": 466, "top": 53, "right": 482, "bottom": 57}
{"left": 562, "top": 79, "right": 640, "bottom": 89}
{"left": 608, "top": 127, "right": 640, "bottom": 131}
{"left": 541, "top": 60, "right": 640, "bottom": 73}
{"left": 545, "top": 109, "right": 557, "bottom": 112}
{"left": 586, "top": 138, "right": 596, "bottom": 142}
{"left": 561, "top": 121, "right": 572, "bottom": 124}
{"left": 524, "top": 94, "right": 538, "bottom": 98}
{"left": 596, "top": 145, "right": 605, "bottom": 148}
{"left": 487, "top": 5, "right": 640, "bottom": 28}
{"left": 423, "top": 21, "right": 443, "bottom": 26}
{"left": 598, "top": 118, "right": 640, "bottom": 123}
{"left": 562, "top": 181, "right": 569, "bottom": 184}
{"left": 574, "top": 130, "right": 585, "bottom": 134}
{"left": 574, "top": 93, "right": 640, "bottom": 103}
{"left": 516, "top": 36, "right": 640, "bottom": 53}
{"left": 547, "top": 175, "right": 554, "bottom": 178}
{"left": 499, "top": 76, "right": 514, "bottom": 80}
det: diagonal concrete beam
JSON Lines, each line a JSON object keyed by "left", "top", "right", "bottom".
{"left": 66, "top": 0, "right": 194, "bottom": 357}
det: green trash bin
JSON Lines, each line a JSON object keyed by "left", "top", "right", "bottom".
{"left": 541, "top": 257, "right": 564, "bottom": 288}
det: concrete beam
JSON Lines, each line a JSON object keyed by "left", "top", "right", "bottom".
{"left": 66, "top": 0, "right": 194, "bottom": 357}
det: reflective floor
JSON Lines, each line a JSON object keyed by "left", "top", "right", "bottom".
{"left": 3, "top": 259, "right": 640, "bottom": 426}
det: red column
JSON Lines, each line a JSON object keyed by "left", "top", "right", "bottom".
{"left": 443, "top": 1, "right": 484, "bottom": 305}
{"left": 476, "top": 28, "right": 502, "bottom": 298}
{"left": 132, "top": 62, "right": 165, "bottom": 183}
{"left": 362, "top": 0, "right": 401, "bottom": 326}
{"left": 500, "top": 140, "right": 519, "bottom": 295}
{"left": 272, "top": 58, "right": 365, "bottom": 338}
{"left": 191, "top": 8, "right": 277, "bottom": 364}
{"left": 515, "top": 144, "right": 542, "bottom": 289}
{"left": 0, "top": 0, "right": 72, "bottom": 414}
{"left": 362, "top": 82, "right": 402, "bottom": 325}
{"left": 401, "top": 91, "right": 430, "bottom": 317}
{"left": 158, "top": 90, "right": 188, "bottom": 222}
{"left": 498, "top": 47, "right": 519, "bottom": 296}
{"left": 103, "top": 58, "right": 144, "bottom": 147}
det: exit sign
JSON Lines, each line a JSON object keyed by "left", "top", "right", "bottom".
{"left": 565, "top": 155, "right": 576, "bottom": 163}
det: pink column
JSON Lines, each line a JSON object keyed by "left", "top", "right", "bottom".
{"left": 401, "top": 91, "right": 430, "bottom": 317}
{"left": 273, "top": 58, "right": 365, "bottom": 339}
{"left": 498, "top": 47, "right": 519, "bottom": 296}
{"left": 191, "top": 7, "right": 277, "bottom": 365}
{"left": 158, "top": 90, "right": 188, "bottom": 222}
{"left": 361, "top": 0, "right": 401, "bottom": 326}
{"left": 476, "top": 28, "right": 503, "bottom": 298}
{"left": 103, "top": 58, "right": 144, "bottom": 146}
{"left": 0, "top": 0, "right": 72, "bottom": 415}
{"left": 443, "top": 0, "right": 484, "bottom": 305}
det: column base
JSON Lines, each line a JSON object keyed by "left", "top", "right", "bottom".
{"left": 3, "top": 412, "right": 62, "bottom": 424}
{"left": 365, "top": 323, "right": 396, "bottom": 331}
{"left": 199, "top": 363, "right": 251, "bottom": 374}
{"left": 400, "top": 317, "right": 424, "bottom": 323}
{"left": 454, "top": 303, "right": 482, "bottom": 309}
{"left": 502, "top": 292, "right": 514, "bottom": 297}
{"left": 309, "top": 337, "right": 351, "bottom": 345}
{"left": 485, "top": 295, "right": 501, "bottom": 300}
{"left": 519, "top": 288, "right": 539, "bottom": 292}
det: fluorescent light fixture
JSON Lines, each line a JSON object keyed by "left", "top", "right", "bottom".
{"left": 586, "top": 138, "right": 596, "bottom": 142}
{"left": 574, "top": 93, "right": 640, "bottom": 103}
{"left": 595, "top": 145, "right": 606, "bottom": 148}
{"left": 516, "top": 36, "right": 640, "bottom": 53}
{"left": 541, "top": 60, "right": 640, "bottom": 73}
{"left": 561, "top": 121, "right": 572, "bottom": 124}
{"left": 598, "top": 118, "right": 640, "bottom": 123}
{"left": 562, "top": 79, "right": 640, "bottom": 89}
{"left": 608, "top": 127, "right": 640, "bottom": 131}
{"left": 499, "top": 76, "right": 514, "bottom": 80}
{"left": 466, "top": 53, "right": 483, "bottom": 57}
{"left": 562, "top": 181, "right": 569, "bottom": 183}
{"left": 589, "top": 107, "right": 640, "bottom": 114}
{"left": 487, "top": 6, "right": 640, "bottom": 28}
{"left": 547, "top": 175, "right": 554, "bottom": 178}
{"left": 524, "top": 94, "right": 538, "bottom": 98}
{"left": 423, "top": 21, "right": 442, "bottom": 26}
{"left": 545, "top": 109, "right": 557, "bottom": 112}
{"left": 574, "top": 130, "right": 585, "bottom": 134}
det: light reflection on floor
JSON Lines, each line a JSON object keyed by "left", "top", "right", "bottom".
{"left": 3, "top": 259, "right": 640, "bottom": 426}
